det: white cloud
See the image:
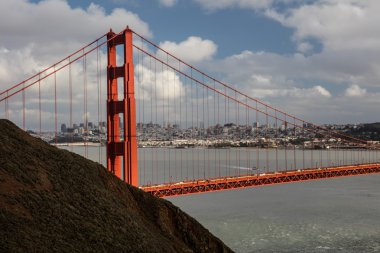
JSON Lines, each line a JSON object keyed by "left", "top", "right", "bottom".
{"left": 196, "top": 0, "right": 380, "bottom": 123}
{"left": 249, "top": 85, "right": 331, "bottom": 99}
{"left": 0, "top": 0, "right": 152, "bottom": 85}
{"left": 311, "top": 85, "right": 331, "bottom": 98}
{"left": 158, "top": 0, "right": 178, "bottom": 7}
{"left": 345, "top": 84, "right": 366, "bottom": 97}
{"left": 135, "top": 64, "right": 185, "bottom": 100}
{"left": 194, "top": 0, "right": 273, "bottom": 10}
{"left": 193, "top": 0, "right": 308, "bottom": 11}
{"left": 0, "top": 0, "right": 151, "bottom": 50}
{"left": 266, "top": 0, "right": 380, "bottom": 51}
{"left": 159, "top": 36, "right": 218, "bottom": 63}
{"left": 0, "top": 0, "right": 153, "bottom": 130}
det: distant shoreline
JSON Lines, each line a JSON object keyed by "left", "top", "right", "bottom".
{"left": 52, "top": 142, "right": 102, "bottom": 147}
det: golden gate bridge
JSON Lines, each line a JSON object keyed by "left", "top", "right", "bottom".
{"left": 1, "top": 27, "right": 379, "bottom": 197}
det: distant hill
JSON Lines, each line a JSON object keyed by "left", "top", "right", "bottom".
{"left": 346, "top": 122, "right": 380, "bottom": 141}
{"left": 0, "top": 119, "right": 233, "bottom": 253}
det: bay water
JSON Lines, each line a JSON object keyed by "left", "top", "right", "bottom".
{"left": 63, "top": 146, "right": 380, "bottom": 253}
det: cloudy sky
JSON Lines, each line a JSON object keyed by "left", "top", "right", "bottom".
{"left": 1, "top": 0, "right": 380, "bottom": 127}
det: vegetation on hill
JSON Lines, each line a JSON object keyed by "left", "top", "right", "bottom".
{"left": 0, "top": 119, "right": 233, "bottom": 253}
{"left": 345, "top": 122, "right": 380, "bottom": 141}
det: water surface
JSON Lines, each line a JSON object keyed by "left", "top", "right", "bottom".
{"left": 63, "top": 146, "right": 380, "bottom": 252}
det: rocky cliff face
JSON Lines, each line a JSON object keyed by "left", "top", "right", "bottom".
{"left": 0, "top": 119, "right": 233, "bottom": 253}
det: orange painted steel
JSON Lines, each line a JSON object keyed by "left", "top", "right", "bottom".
{"left": 140, "top": 164, "right": 380, "bottom": 198}
{"left": 106, "top": 28, "right": 138, "bottom": 186}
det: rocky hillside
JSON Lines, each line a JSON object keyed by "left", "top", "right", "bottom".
{"left": 0, "top": 119, "right": 233, "bottom": 253}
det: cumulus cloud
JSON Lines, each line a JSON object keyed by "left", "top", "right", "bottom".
{"left": 0, "top": 0, "right": 153, "bottom": 130}
{"left": 158, "top": 0, "right": 178, "bottom": 7}
{"left": 311, "top": 85, "right": 331, "bottom": 97}
{"left": 248, "top": 82, "right": 332, "bottom": 99}
{"left": 0, "top": 0, "right": 152, "bottom": 84}
{"left": 193, "top": 0, "right": 274, "bottom": 10}
{"left": 266, "top": 0, "right": 380, "bottom": 51}
{"left": 159, "top": 36, "right": 218, "bottom": 64}
{"left": 135, "top": 64, "right": 185, "bottom": 100}
{"left": 0, "top": 0, "right": 151, "bottom": 50}
{"left": 345, "top": 84, "right": 366, "bottom": 97}
{"left": 195, "top": 0, "right": 380, "bottom": 123}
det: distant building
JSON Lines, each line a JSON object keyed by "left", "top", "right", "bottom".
{"left": 61, "top": 123, "right": 67, "bottom": 133}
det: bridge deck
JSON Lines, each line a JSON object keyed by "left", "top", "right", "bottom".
{"left": 140, "top": 163, "right": 380, "bottom": 198}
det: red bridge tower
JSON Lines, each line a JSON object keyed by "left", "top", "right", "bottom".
{"left": 106, "top": 28, "right": 138, "bottom": 186}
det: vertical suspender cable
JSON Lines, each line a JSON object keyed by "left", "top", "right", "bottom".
{"left": 22, "top": 83, "right": 25, "bottom": 130}
{"left": 302, "top": 121, "right": 305, "bottom": 169}
{"left": 167, "top": 56, "right": 171, "bottom": 183}
{"left": 150, "top": 55, "right": 154, "bottom": 184}
{"left": 284, "top": 114, "right": 288, "bottom": 171}
{"left": 154, "top": 59, "right": 158, "bottom": 184}
{"left": 227, "top": 86, "right": 231, "bottom": 176}
{"left": 161, "top": 56, "right": 165, "bottom": 184}
{"left": 225, "top": 85, "right": 228, "bottom": 176}
{"left": 174, "top": 62, "right": 178, "bottom": 181}
{"left": 191, "top": 67, "right": 195, "bottom": 180}
{"left": 54, "top": 66, "right": 57, "bottom": 145}
{"left": 196, "top": 68, "right": 200, "bottom": 179}
{"left": 206, "top": 77, "right": 209, "bottom": 178}
{"left": 319, "top": 139, "right": 322, "bottom": 168}
{"left": 99, "top": 43, "right": 104, "bottom": 166}
{"left": 178, "top": 61, "right": 183, "bottom": 181}
{"left": 202, "top": 75, "right": 206, "bottom": 179}
{"left": 212, "top": 79, "right": 216, "bottom": 177}
{"left": 39, "top": 74, "right": 41, "bottom": 135}
{"left": 236, "top": 91, "right": 240, "bottom": 176}
{"left": 97, "top": 44, "right": 101, "bottom": 163}
{"left": 141, "top": 39, "right": 146, "bottom": 185}
{"left": 5, "top": 91, "right": 9, "bottom": 120}
{"left": 166, "top": 54, "right": 173, "bottom": 183}
{"left": 311, "top": 126, "right": 314, "bottom": 168}
{"left": 235, "top": 91, "right": 242, "bottom": 176}
{"left": 83, "top": 53, "right": 87, "bottom": 158}
{"left": 265, "top": 106, "right": 269, "bottom": 172}
{"left": 256, "top": 101, "right": 259, "bottom": 173}
{"left": 293, "top": 117, "right": 296, "bottom": 170}
{"left": 246, "top": 96, "right": 250, "bottom": 176}
{"left": 217, "top": 80, "right": 221, "bottom": 177}
{"left": 185, "top": 68, "right": 189, "bottom": 180}
{"left": 69, "top": 58, "right": 73, "bottom": 150}
{"left": 275, "top": 110, "right": 279, "bottom": 171}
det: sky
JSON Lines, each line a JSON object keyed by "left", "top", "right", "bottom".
{"left": 1, "top": 0, "right": 380, "bottom": 126}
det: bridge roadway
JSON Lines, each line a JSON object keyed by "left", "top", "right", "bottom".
{"left": 140, "top": 163, "right": 380, "bottom": 197}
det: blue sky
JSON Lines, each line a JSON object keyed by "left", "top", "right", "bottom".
{"left": 70, "top": 0, "right": 297, "bottom": 57}
{"left": 1, "top": 0, "right": 380, "bottom": 125}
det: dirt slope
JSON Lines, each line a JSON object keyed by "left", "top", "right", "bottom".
{"left": 0, "top": 119, "right": 233, "bottom": 253}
